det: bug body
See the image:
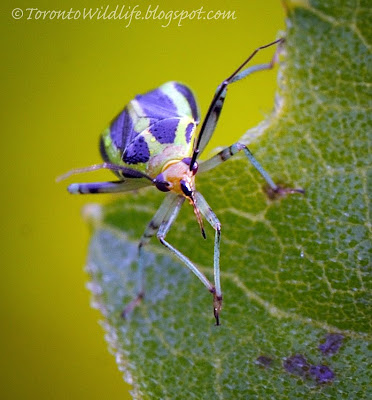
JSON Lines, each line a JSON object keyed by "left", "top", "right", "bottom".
{"left": 99, "top": 82, "right": 202, "bottom": 202}
{"left": 63, "top": 39, "right": 303, "bottom": 325}
{"left": 99, "top": 82, "right": 199, "bottom": 178}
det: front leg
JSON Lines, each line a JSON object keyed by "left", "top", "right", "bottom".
{"left": 156, "top": 196, "right": 221, "bottom": 324}
{"left": 190, "top": 38, "right": 285, "bottom": 167}
{"left": 194, "top": 191, "right": 222, "bottom": 325}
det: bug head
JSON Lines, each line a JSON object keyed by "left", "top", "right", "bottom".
{"left": 155, "top": 158, "right": 205, "bottom": 238}
{"left": 155, "top": 158, "right": 198, "bottom": 193}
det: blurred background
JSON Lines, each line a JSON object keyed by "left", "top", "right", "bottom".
{"left": 1, "top": 1, "right": 284, "bottom": 398}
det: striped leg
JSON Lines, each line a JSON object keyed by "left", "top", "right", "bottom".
{"left": 190, "top": 38, "right": 284, "bottom": 168}
{"left": 68, "top": 179, "right": 151, "bottom": 194}
{"left": 230, "top": 46, "right": 281, "bottom": 83}
{"left": 199, "top": 142, "right": 305, "bottom": 195}
{"left": 122, "top": 193, "right": 180, "bottom": 318}
{"left": 199, "top": 142, "right": 278, "bottom": 190}
{"left": 156, "top": 196, "right": 222, "bottom": 323}
{"left": 194, "top": 191, "right": 222, "bottom": 325}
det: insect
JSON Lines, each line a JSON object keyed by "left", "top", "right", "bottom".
{"left": 60, "top": 38, "right": 303, "bottom": 325}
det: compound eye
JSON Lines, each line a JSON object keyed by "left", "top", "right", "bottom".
{"left": 191, "top": 161, "right": 198, "bottom": 175}
{"left": 155, "top": 181, "right": 170, "bottom": 192}
{"left": 182, "top": 158, "right": 198, "bottom": 175}
{"left": 180, "top": 179, "right": 193, "bottom": 197}
{"left": 155, "top": 173, "right": 171, "bottom": 192}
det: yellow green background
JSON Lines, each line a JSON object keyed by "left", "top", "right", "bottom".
{"left": 1, "top": 1, "right": 284, "bottom": 398}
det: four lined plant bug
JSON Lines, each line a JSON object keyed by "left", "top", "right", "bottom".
{"left": 60, "top": 38, "right": 304, "bottom": 325}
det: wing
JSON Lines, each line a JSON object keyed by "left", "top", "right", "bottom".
{"left": 135, "top": 81, "right": 200, "bottom": 123}
{"left": 100, "top": 82, "right": 200, "bottom": 171}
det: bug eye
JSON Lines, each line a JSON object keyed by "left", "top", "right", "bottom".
{"left": 155, "top": 173, "right": 171, "bottom": 192}
{"left": 155, "top": 180, "right": 170, "bottom": 192}
{"left": 180, "top": 180, "right": 193, "bottom": 197}
{"left": 191, "top": 161, "right": 198, "bottom": 175}
{"left": 182, "top": 158, "right": 198, "bottom": 175}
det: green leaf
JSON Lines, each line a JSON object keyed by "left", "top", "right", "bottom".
{"left": 85, "top": 1, "right": 371, "bottom": 398}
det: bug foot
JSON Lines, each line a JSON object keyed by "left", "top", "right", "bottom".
{"left": 121, "top": 292, "right": 144, "bottom": 319}
{"left": 265, "top": 184, "right": 305, "bottom": 200}
{"left": 212, "top": 290, "right": 223, "bottom": 326}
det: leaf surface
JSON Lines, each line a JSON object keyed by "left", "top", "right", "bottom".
{"left": 85, "top": 1, "right": 371, "bottom": 398}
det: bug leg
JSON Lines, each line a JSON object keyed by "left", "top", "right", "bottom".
{"left": 190, "top": 38, "right": 284, "bottom": 167}
{"left": 57, "top": 162, "right": 154, "bottom": 182}
{"left": 67, "top": 179, "right": 151, "bottom": 194}
{"left": 194, "top": 192, "right": 222, "bottom": 325}
{"left": 230, "top": 41, "right": 282, "bottom": 84}
{"left": 156, "top": 197, "right": 220, "bottom": 323}
{"left": 199, "top": 142, "right": 305, "bottom": 194}
{"left": 121, "top": 193, "right": 180, "bottom": 319}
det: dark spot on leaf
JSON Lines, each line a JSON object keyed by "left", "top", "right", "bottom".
{"left": 283, "top": 354, "right": 310, "bottom": 377}
{"left": 319, "top": 333, "right": 344, "bottom": 356}
{"left": 283, "top": 354, "right": 335, "bottom": 386}
{"left": 255, "top": 355, "right": 273, "bottom": 368}
{"left": 309, "top": 364, "right": 335, "bottom": 384}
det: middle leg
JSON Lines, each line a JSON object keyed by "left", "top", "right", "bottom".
{"left": 199, "top": 142, "right": 305, "bottom": 195}
{"left": 121, "top": 193, "right": 180, "bottom": 318}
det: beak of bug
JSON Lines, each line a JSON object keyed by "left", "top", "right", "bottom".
{"left": 180, "top": 179, "right": 206, "bottom": 239}
{"left": 191, "top": 195, "right": 206, "bottom": 239}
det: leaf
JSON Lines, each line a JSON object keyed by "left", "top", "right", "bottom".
{"left": 84, "top": 1, "right": 371, "bottom": 398}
